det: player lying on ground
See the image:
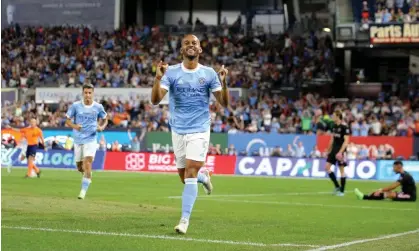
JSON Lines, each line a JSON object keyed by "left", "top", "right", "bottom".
{"left": 354, "top": 160, "right": 417, "bottom": 202}
{"left": 151, "top": 34, "right": 229, "bottom": 234}
{"left": 7, "top": 118, "right": 45, "bottom": 178}
{"left": 325, "top": 111, "right": 350, "bottom": 196}
{"left": 65, "top": 84, "right": 108, "bottom": 200}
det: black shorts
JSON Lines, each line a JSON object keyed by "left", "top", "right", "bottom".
{"left": 26, "top": 145, "right": 38, "bottom": 158}
{"left": 326, "top": 150, "right": 347, "bottom": 167}
{"left": 392, "top": 192, "right": 416, "bottom": 202}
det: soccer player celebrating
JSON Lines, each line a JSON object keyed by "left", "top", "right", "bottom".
{"left": 65, "top": 84, "right": 108, "bottom": 200}
{"left": 7, "top": 118, "right": 45, "bottom": 178}
{"left": 354, "top": 161, "right": 417, "bottom": 202}
{"left": 325, "top": 111, "right": 350, "bottom": 196}
{"left": 151, "top": 34, "right": 229, "bottom": 234}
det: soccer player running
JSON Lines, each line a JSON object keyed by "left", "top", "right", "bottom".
{"left": 325, "top": 111, "right": 350, "bottom": 196}
{"left": 354, "top": 161, "right": 417, "bottom": 202}
{"left": 65, "top": 84, "right": 108, "bottom": 200}
{"left": 7, "top": 118, "right": 45, "bottom": 178}
{"left": 151, "top": 34, "right": 229, "bottom": 234}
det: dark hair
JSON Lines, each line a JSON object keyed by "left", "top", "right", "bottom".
{"left": 393, "top": 160, "right": 403, "bottom": 166}
{"left": 82, "top": 83, "right": 94, "bottom": 90}
{"left": 334, "top": 110, "right": 343, "bottom": 120}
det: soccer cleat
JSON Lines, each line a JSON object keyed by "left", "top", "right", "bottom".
{"left": 354, "top": 188, "right": 364, "bottom": 200}
{"left": 37, "top": 170, "right": 41, "bottom": 178}
{"left": 174, "top": 218, "right": 189, "bottom": 234}
{"left": 78, "top": 190, "right": 86, "bottom": 200}
{"left": 202, "top": 169, "right": 213, "bottom": 195}
{"left": 336, "top": 192, "right": 345, "bottom": 197}
{"left": 7, "top": 164, "right": 12, "bottom": 173}
{"left": 333, "top": 187, "right": 341, "bottom": 195}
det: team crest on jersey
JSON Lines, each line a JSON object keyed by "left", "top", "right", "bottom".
{"left": 198, "top": 78, "right": 206, "bottom": 84}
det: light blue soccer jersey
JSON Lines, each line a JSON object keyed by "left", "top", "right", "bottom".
{"left": 160, "top": 63, "right": 222, "bottom": 134}
{"left": 66, "top": 101, "right": 107, "bottom": 144}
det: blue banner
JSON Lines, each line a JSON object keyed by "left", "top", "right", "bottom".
{"left": 43, "top": 129, "right": 137, "bottom": 147}
{"left": 1, "top": 148, "right": 105, "bottom": 170}
{"left": 377, "top": 160, "right": 419, "bottom": 182}
{"left": 235, "top": 157, "right": 377, "bottom": 180}
{"left": 228, "top": 133, "right": 316, "bottom": 156}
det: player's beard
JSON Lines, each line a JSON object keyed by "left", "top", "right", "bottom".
{"left": 183, "top": 48, "right": 198, "bottom": 61}
{"left": 186, "top": 54, "right": 197, "bottom": 61}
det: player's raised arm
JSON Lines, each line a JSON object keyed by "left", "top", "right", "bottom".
{"left": 212, "top": 65, "right": 229, "bottom": 108}
{"left": 151, "top": 61, "right": 169, "bottom": 105}
{"left": 65, "top": 104, "right": 82, "bottom": 131}
{"left": 5, "top": 124, "right": 21, "bottom": 132}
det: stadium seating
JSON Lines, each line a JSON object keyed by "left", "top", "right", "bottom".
{"left": 352, "top": 0, "right": 419, "bottom": 23}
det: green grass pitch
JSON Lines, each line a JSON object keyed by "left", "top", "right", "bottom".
{"left": 2, "top": 168, "right": 419, "bottom": 251}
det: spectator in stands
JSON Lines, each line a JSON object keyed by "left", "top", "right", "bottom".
{"left": 50, "top": 137, "right": 64, "bottom": 150}
{"left": 208, "top": 143, "right": 222, "bottom": 155}
{"left": 346, "top": 142, "right": 358, "bottom": 160}
{"left": 99, "top": 135, "right": 107, "bottom": 151}
{"left": 285, "top": 144, "right": 296, "bottom": 157}
{"left": 358, "top": 145, "right": 369, "bottom": 160}
{"left": 375, "top": 8, "right": 384, "bottom": 23}
{"left": 377, "top": 145, "right": 386, "bottom": 159}
{"left": 226, "top": 144, "right": 237, "bottom": 156}
{"left": 382, "top": 8, "right": 392, "bottom": 22}
{"left": 396, "top": 8, "right": 404, "bottom": 22}
{"left": 395, "top": 0, "right": 403, "bottom": 10}
{"left": 178, "top": 17, "right": 184, "bottom": 26}
{"left": 369, "top": 145, "right": 379, "bottom": 160}
{"left": 293, "top": 136, "right": 306, "bottom": 158}
{"left": 64, "top": 135, "right": 73, "bottom": 150}
{"left": 386, "top": 0, "right": 395, "bottom": 10}
{"left": 384, "top": 144, "right": 395, "bottom": 159}
{"left": 408, "top": 6, "right": 418, "bottom": 22}
{"left": 361, "top": 1, "right": 371, "bottom": 30}
{"left": 111, "top": 141, "right": 121, "bottom": 152}
{"left": 309, "top": 146, "right": 321, "bottom": 158}
{"left": 370, "top": 116, "right": 382, "bottom": 135}
{"left": 127, "top": 129, "right": 140, "bottom": 152}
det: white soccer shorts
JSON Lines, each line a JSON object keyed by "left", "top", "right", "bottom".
{"left": 74, "top": 141, "right": 97, "bottom": 162}
{"left": 172, "top": 130, "right": 210, "bottom": 169}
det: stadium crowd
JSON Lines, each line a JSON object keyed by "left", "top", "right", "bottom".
{"left": 374, "top": 0, "right": 419, "bottom": 23}
{"left": 359, "top": 0, "right": 419, "bottom": 24}
{"left": 1, "top": 24, "right": 334, "bottom": 89}
{"left": 1, "top": 25, "right": 419, "bottom": 136}
{"left": 1, "top": 24, "right": 418, "bottom": 158}
{"left": 2, "top": 92, "right": 419, "bottom": 137}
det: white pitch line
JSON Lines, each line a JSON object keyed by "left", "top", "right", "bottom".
{"left": 2, "top": 226, "right": 320, "bottom": 248}
{"left": 195, "top": 198, "right": 416, "bottom": 211}
{"left": 167, "top": 191, "right": 330, "bottom": 199}
{"left": 168, "top": 193, "right": 275, "bottom": 199}
{"left": 307, "top": 229, "right": 419, "bottom": 251}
